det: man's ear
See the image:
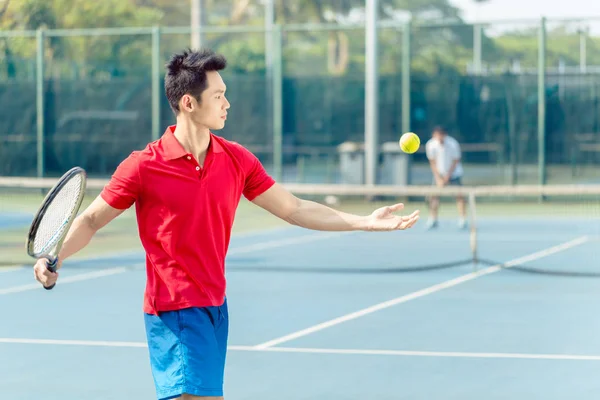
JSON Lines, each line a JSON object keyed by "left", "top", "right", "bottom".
{"left": 180, "top": 94, "right": 196, "bottom": 112}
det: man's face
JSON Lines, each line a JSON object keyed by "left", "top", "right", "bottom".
{"left": 432, "top": 130, "right": 446, "bottom": 144}
{"left": 181, "top": 71, "right": 230, "bottom": 130}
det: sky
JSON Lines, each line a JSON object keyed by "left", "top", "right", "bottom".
{"left": 448, "top": 0, "right": 600, "bottom": 34}
{"left": 448, "top": 0, "right": 600, "bottom": 21}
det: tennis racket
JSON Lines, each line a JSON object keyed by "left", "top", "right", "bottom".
{"left": 27, "top": 167, "right": 87, "bottom": 290}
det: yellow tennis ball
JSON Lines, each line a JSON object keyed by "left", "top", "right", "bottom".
{"left": 399, "top": 132, "right": 420, "bottom": 154}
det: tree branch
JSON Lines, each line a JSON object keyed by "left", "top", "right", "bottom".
{"left": 230, "top": 0, "right": 251, "bottom": 24}
{"left": 0, "top": 0, "right": 10, "bottom": 20}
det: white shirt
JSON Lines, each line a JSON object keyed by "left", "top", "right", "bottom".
{"left": 425, "top": 135, "right": 463, "bottom": 179}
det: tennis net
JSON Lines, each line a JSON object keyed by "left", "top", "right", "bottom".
{"left": 0, "top": 176, "right": 598, "bottom": 277}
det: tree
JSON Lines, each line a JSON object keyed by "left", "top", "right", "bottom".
{"left": 0, "top": 0, "right": 162, "bottom": 79}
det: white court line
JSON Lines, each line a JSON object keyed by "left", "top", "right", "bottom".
{"left": 251, "top": 346, "right": 600, "bottom": 362}
{"left": 253, "top": 236, "right": 591, "bottom": 350}
{"left": 0, "top": 231, "right": 349, "bottom": 295}
{"left": 228, "top": 231, "right": 350, "bottom": 255}
{"left": 0, "top": 266, "right": 23, "bottom": 273}
{"left": 0, "top": 265, "right": 144, "bottom": 295}
{"left": 420, "top": 234, "right": 600, "bottom": 243}
{"left": 0, "top": 338, "right": 148, "bottom": 348}
{"left": 0, "top": 337, "right": 252, "bottom": 350}
{"left": 0, "top": 225, "right": 302, "bottom": 273}
{"left": 1, "top": 338, "right": 599, "bottom": 362}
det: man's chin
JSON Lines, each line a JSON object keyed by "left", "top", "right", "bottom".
{"left": 209, "top": 121, "right": 226, "bottom": 131}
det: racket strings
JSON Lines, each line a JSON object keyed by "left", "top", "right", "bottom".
{"left": 33, "top": 174, "right": 84, "bottom": 254}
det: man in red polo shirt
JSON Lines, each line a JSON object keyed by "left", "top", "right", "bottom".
{"left": 33, "top": 48, "right": 420, "bottom": 400}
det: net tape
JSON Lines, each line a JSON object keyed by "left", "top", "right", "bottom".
{"left": 1, "top": 177, "right": 600, "bottom": 196}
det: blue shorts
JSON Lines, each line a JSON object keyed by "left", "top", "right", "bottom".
{"left": 432, "top": 176, "right": 462, "bottom": 186}
{"left": 144, "top": 299, "right": 229, "bottom": 400}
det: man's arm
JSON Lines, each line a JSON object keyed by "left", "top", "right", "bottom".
{"left": 429, "top": 159, "right": 441, "bottom": 179}
{"left": 443, "top": 158, "right": 461, "bottom": 183}
{"left": 33, "top": 196, "right": 125, "bottom": 287}
{"left": 443, "top": 140, "right": 462, "bottom": 183}
{"left": 429, "top": 159, "right": 445, "bottom": 186}
{"left": 57, "top": 196, "right": 126, "bottom": 262}
{"left": 251, "top": 183, "right": 419, "bottom": 232}
{"left": 426, "top": 143, "right": 443, "bottom": 185}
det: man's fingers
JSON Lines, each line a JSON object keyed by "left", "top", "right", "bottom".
{"left": 408, "top": 215, "right": 420, "bottom": 228}
{"left": 387, "top": 203, "right": 405, "bottom": 213}
{"left": 400, "top": 210, "right": 420, "bottom": 222}
{"left": 407, "top": 210, "right": 420, "bottom": 218}
{"left": 42, "top": 271, "right": 58, "bottom": 288}
{"left": 33, "top": 259, "right": 58, "bottom": 287}
{"left": 394, "top": 213, "right": 419, "bottom": 230}
{"left": 403, "top": 215, "right": 419, "bottom": 229}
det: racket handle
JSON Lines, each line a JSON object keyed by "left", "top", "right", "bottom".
{"left": 44, "top": 257, "right": 58, "bottom": 290}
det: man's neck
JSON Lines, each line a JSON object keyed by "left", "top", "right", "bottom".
{"left": 173, "top": 119, "right": 211, "bottom": 164}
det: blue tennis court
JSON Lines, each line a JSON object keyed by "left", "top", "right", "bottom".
{"left": 1, "top": 213, "right": 599, "bottom": 399}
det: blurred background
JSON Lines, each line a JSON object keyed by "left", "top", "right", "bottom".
{"left": 1, "top": 0, "right": 599, "bottom": 186}
{"left": 2, "top": 2, "right": 600, "bottom": 399}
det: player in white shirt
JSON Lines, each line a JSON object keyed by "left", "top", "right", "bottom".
{"left": 424, "top": 126, "right": 467, "bottom": 230}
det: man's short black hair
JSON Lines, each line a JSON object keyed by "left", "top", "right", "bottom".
{"left": 432, "top": 125, "right": 447, "bottom": 135}
{"left": 164, "top": 48, "right": 227, "bottom": 114}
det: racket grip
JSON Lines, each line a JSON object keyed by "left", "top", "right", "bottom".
{"left": 44, "top": 258, "right": 58, "bottom": 290}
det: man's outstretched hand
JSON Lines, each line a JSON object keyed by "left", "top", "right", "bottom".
{"left": 365, "top": 204, "right": 420, "bottom": 231}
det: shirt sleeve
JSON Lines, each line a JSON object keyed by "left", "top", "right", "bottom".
{"left": 450, "top": 139, "right": 462, "bottom": 160}
{"left": 100, "top": 152, "right": 141, "bottom": 209}
{"left": 241, "top": 148, "right": 276, "bottom": 201}
{"left": 425, "top": 141, "right": 436, "bottom": 160}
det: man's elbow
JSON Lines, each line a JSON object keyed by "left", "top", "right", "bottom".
{"left": 78, "top": 213, "right": 100, "bottom": 232}
{"left": 79, "top": 197, "right": 124, "bottom": 232}
{"left": 280, "top": 198, "right": 304, "bottom": 226}
{"left": 81, "top": 208, "right": 118, "bottom": 232}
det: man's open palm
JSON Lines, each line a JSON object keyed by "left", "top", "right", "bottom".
{"left": 366, "top": 203, "right": 420, "bottom": 231}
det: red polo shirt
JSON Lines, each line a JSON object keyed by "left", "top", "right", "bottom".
{"left": 100, "top": 126, "right": 275, "bottom": 315}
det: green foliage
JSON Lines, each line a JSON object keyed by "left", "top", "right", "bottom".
{"left": 0, "top": 0, "right": 162, "bottom": 79}
{"left": 2, "top": 0, "right": 598, "bottom": 80}
{"left": 493, "top": 25, "right": 600, "bottom": 70}
{"left": 3, "top": 0, "right": 591, "bottom": 79}
{"left": 1, "top": 0, "right": 598, "bottom": 178}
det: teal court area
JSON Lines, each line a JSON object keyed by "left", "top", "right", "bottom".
{"left": 1, "top": 215, "right": 599, "bottom": 399}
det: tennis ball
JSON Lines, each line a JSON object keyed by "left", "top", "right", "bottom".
{"left": 399, "top": 132, "right": 420, "bottom": 154}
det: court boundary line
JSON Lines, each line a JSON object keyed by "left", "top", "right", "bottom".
{"left": 0, "top": 265, "right": 145, "bottom": 295}
{"left": 0, "top": 231, "right": 352, "bottom": 294}
{"left": 228, "top": 231, "right": 350, "bottom": 255}
{"left": 0, "top": 225, "right": 318, "bottom": 273}
{"left": 250, "top": 346, "right": 600, "bottom": 361}
{"left": 0, "top": 267, "right": 23, "bottom": 274}
{"left": 1, "top": 338, "right": 599, "bottom": 362}
{"left": 252, "top": 236, "right": 590, "bottom": 349}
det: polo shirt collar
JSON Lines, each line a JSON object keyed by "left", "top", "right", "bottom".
{"left": 162, "top": 125, "right": 223, "bottom": 160}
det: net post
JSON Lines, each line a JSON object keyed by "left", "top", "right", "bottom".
{"left": 190, "top": 0, "right": 205, "bottom": 49}
{"left": 264, "top": 0, "right": 275, "bottom": 181}
{"left": 271, "top": 24, "right": 283, "bottom": 182}
{"left": 36, "top": 28, "right": 45, "bottom": 179}
{"left": 579, "top": 27, "right": 587, "bottom": 74}
{"left": 400, "top": 20, "right": 412, "bottom": 188}
{"left": 468, "top": 190, "right": 478, "bottom": 270}
{"left": 365, "top": 0, "right": 379, "bottom": 186}
{"left": 401, "top": 19, "right": 411, "bottom": 136}
{"left": 151, "top": 26, "right": 161, "bottom": 142}
{"left": 264, "top": 0, "right": 274, "bottom": 79}
{"left": 537, "top": 17, "right": 547, "bottom": 193}
{"left": 473, "top": 23, "right": 482, "bottom": 75}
